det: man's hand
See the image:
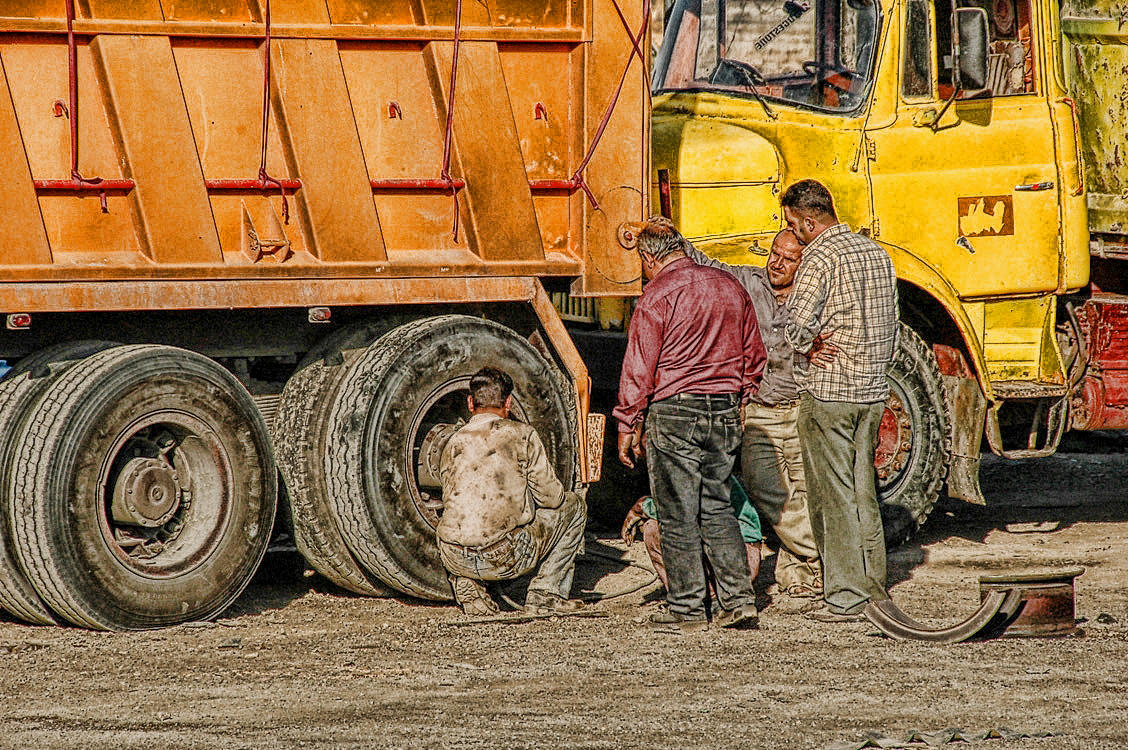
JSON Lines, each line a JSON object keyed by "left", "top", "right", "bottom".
{"left": 619, "top": 496, "right": 648, "bottom": 545}
{"left": 808, "top": 335, "right": 840, "bottom": 368}
{"left": 617, "top": 426, "right": 644, "bottom": 469}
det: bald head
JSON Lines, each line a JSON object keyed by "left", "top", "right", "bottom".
{"left": 767, "top": 230, "right": 803, "bottom": 293}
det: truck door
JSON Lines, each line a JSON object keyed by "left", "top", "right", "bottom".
{"left": 868, "top": 0, "right": 1062, "bottom": 299}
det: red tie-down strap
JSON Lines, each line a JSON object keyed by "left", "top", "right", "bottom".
{"left": 203, "top": 0, "right": 301, "bottom": 221}
{"left": 256, "top": 0, "right": 290, "bottom": 223}
{"left": 34, "top": 0, "right": 137, "bottom": 212}
{"left": 568, "top": 0, "right": 651, "bottom": 210}
{"left": 440, "top": 0, "right": 465, "bottom": 243}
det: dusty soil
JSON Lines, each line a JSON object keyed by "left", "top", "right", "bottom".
{"left": 1, "top": 447, "right": 1127, "bottom": 750}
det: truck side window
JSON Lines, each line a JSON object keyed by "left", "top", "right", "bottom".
{"left": 902, "top": 0, "right": 933, "bottom": 98}
{"left": 935, "top": 0, "right": 1037, "bottom": 99}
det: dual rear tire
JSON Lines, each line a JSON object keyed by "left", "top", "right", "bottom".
{"left": 277, "top": 315, "right": 576, "bottom": 601}
{"left": 0, "top": 345, "right": 276, "bottom": 630}
{"left": 0, "top": 314, "right": 576, "bottom": 627}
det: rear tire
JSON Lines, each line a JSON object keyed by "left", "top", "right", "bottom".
{"left": 876, "top": 323, "right": 950, "bottom": 546}
{"left": 9, "top": 345, "right": 277, "bottom": 630}
{"left": 325, "top": 315, "right": 577, "bottom": 600}
{"left": 275, "top": 323, "right": 397, "bottom": 596}
{"left": 0, "top": 341, "right": 116, "bottom": 625}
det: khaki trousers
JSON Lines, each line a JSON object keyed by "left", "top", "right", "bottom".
{"left": 741, "top": 401, "right": 822, "bottom": 594}
{"left": 797, "top": 394, "right": 889, "bottom": 615}
{"left": 438, "top": 492, "right": 586, "bottom": 599}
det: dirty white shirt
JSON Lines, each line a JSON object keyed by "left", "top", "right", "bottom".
{"left": 437, "top": 413, "right": 565, "bottom": 547}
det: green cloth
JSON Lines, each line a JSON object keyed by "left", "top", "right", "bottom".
{"left": 641, "top": 476, "right": 763, "bottom": 544}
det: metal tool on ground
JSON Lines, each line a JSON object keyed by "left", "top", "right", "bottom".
{"left": 864, "top": 568, "right": 1083, "bottom": 643}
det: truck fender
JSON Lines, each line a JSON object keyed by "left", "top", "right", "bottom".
{"left": 880, "top": 241, "right": 988, "bottom": 505}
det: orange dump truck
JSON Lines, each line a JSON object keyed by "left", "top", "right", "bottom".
{"left": 0, "top": 0, "right": 647, "bottom": 629}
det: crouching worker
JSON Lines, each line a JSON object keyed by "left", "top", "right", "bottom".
{"left": 437, "top": 366, "right": 587, "bottom": 617}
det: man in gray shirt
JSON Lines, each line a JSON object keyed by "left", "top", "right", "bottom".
{"left": 685, "top": 229, "right": 824, "bottom": 610}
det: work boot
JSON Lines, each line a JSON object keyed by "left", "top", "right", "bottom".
{"left": 648, "top": 610, "right": 708, "bottom": 634}
{"left": 713, "top": 603, "right": 759, "bottom": 630}
{"left": 450, "top": 576, "right": 499, "bottom": 617}
{"left": 524, "top": 589, "right": 586, "bottom": 616}
{"left": 800, "top": 600, "right": 865, "bottom": 623}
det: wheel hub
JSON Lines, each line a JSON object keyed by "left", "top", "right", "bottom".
{"left": 874, "top": 391, "right": 912, "bottom": 481}
{"left": 110, "top": 457, "right": 182, "bottom": 528}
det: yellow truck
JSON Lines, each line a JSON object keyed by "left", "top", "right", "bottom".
{"left": 651, "top": 0, "right": 1126, "bottom": 542}
{"left": 0, "top": 0, "right": 647, "bottom": 629}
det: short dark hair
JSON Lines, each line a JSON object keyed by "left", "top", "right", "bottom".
{"left": 637, "top": 215, "right": 688, "bottom": 261}
{"left": 780, "top": 179, "right": 837, "bottom": 220}
{"left": 469, "top": 367, "right": 514, "bottom": 409}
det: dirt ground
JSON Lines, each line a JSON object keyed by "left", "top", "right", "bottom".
{"left": 2, "top": 443, "right": 1127, "bottom": 750}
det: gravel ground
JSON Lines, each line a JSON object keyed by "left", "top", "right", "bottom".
{"left": 0, "top": 451, "right": 1126, "bottom": 750}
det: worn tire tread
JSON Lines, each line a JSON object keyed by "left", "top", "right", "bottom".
{"left": 275, "top": 346, "right": 391, "bottom": 596}
{"left": 11, "top": 344, "right": 276, "bottom": 630}
{"left": 324, "top": 318, "right": 455, "bottom": 599}
{"left": 880, "top": 323, "right": 952, "bottom": 546}
{"left": 325, "top": 315, "right": 578, "bottom": 601}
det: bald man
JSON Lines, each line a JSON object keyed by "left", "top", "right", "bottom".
{"left": 683, "top": 229, "right": 823, "bottom": 611}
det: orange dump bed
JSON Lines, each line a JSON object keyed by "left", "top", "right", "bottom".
{"left": 0, "top": 0, "right": 647, "bottom": 312}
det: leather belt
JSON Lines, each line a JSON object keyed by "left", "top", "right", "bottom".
{"left": 748, "top": 397, "right": 801, "bottom": 409}
{"left": 664, "top": 392, "right": 740, "bottom": 405}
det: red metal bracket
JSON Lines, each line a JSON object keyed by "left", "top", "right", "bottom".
{"left": 370, "top": 178, "right": 466, "bottom": 191}
{"left": 206, "top": 178, "right": 302, "bottom": 191}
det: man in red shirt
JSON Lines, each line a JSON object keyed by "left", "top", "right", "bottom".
{"left": 614, "top": 217, "right": 766, "bottom": 632}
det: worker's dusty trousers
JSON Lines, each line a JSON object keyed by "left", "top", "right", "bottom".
{"left": 797, "top": 394, "right": 888, "bottom": 615}
{"left": 438, "top": 491, "right": 586, "bottom": 599}
{"left": 645, "top": 393, "right": 755, "bottom": 618}
{"left": 741, "top": 401, "right": 822, "bottom": 594}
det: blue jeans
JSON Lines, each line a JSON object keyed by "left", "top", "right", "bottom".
{"left": 645, "top": 393, "right": 755, "bottom": 618}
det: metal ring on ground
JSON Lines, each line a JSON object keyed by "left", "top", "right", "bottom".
{"left": 864, "top": 567, "right": 1083, "bottom": 643}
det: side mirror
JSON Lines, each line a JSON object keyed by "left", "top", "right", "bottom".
{"left": 953, "top": 7, "right": 989, "bottom": 92}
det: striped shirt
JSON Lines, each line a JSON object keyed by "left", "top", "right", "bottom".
{"left": 784, "top": 223, "right": 898, "bottom": 403}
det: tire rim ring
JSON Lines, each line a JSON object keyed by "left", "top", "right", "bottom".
{"left": 96, "top": 410, "right": 234, "bottom": 578}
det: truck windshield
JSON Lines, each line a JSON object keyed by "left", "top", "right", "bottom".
{"left": 653, "top": 0, "right": 881, "bottom": 114}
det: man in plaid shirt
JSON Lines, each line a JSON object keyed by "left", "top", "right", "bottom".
{"left": 781, "top": 179, "right": 898, "bottom": 623}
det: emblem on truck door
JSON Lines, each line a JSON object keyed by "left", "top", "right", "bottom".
{"left": 957, "top": 195, "right": 1014, "bottom": 237}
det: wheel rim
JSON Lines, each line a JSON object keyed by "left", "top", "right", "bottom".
{"left": 97, "top": 411, "right": 233, "bottom": 578}
{"left": 404, "top": 377, "right": 528, "bottom": 530}
{"left": 875, "top": 386, "right": 914, "bottom": 493}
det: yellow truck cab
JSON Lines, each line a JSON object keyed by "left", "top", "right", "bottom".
{"left": 651, "top": 0, "right": 1116, "bottom": 542}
